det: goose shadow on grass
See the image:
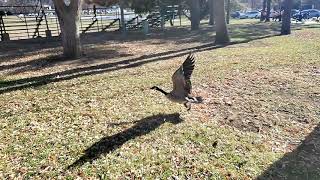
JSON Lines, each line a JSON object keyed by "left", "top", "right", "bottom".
{"left": 67, "top": 113, "right": 183, "bottom": 169}
{"left": 257, "top": 124, "right": 320, "bottom": 179}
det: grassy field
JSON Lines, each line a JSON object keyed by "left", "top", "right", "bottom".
{"left": 0, "top": 20, "right": 319, "bottom": 179}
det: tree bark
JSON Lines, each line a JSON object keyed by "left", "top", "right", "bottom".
{"left": 260, "top": 0, "right": 267, "bottom": 21}
{"left": 120, "top": 1, "right": 126, "bottom": 35}
{"left": 190, "top": 0, "right": 200, "bottom": 30}
{"left": 265, "top": 0, "right": 271, "bottom": 22}
{"left": 278, "top": 0, "right": 282, "bottom": 21}
{"left": 53, "top": 0, "right": 82, "bottom": 59}
{"left": 281, "top": 0, "right": 292, "bottom": 35}
{"left": 226, "top": 0, "right": 230, "bottom": 24}
{"left": 214, "top": 0, "right": 230, "bottom": 44}
{"left": 209, "top": 0, "right": 214, "bottom": 25}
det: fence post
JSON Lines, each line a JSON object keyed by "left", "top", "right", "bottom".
{"left": 0, "top": 15, "right": 3, "bottom": 40}
{"left": 55, "top": 16, "right": 60, "bottom": 35}
{"left": 120, "top": 2, "right": 126, "bottom": 36}
{"left": 42, "top": 9, "right": 51, "bottom": 37}
{"left": 0, "top": 15, "right": 9, "bottom": 41}
{"left": 161, "top": 16, "right": 165, "bottom": 30}
{"left": 80, "top": 16, "right": 83, "bottom": 32}
{"left": 23, "top": 14, "right": 30, "bottom": 38}
{"left": 35, "top": 9, "right": 41, "bottom": 37}
{"left": 100, "top": 13, "right": 103, "bottom": 29}
{"left": 142, "top": 20, "right": 149, "bottom": 35}
{"left": 2, "top": 33, "right": 10, "bottom": 41}
{"left": 171, "top": 4, "right": 175, "bottom": 26}
{"left": 45, "top": 29, "right": 52, "bottom": 37}
{"left": 179, "top": 4, "right": 182, "bottom": 26}
{"left": 96, "top": 18, "right": 100, "bottom": 32}
{"left": 93, "top": 5, "right": 99, "bottom": 32}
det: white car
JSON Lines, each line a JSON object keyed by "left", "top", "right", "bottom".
{"left": 240, "top": 11, "right": 260, "bottom": 19}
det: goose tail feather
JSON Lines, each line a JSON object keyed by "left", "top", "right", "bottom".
{"left": 186, "top": 96, "right": 203, "bottom": 103}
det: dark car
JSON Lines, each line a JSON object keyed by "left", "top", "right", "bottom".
{"left": 294, "top": 9, "right": 320, "bottom": 19}
{"left": 231, "top": 11, "right": 241, "bottom": 18}
{"left": 291, "top": 9, "right": 299, "bottom": 16}
{"left": 306, "top": 9, "right": 320, "bottom": 18}
{"left": 6, "top": 11, "right": 13, "bottom": 15}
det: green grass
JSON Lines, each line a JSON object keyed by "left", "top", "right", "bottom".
{"left": 0, "top": 20, "right": 319, "bottom": 179}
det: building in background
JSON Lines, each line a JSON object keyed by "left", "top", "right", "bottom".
{"left": 301, "top": 0, "right": 320, "bottom": 9}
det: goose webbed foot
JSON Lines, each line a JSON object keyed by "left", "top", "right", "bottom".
{"left": 184, "top": 102, "right": 191, "bottom": 111}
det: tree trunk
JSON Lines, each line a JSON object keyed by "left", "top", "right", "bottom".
{"left": 120, "top": 1, "right": 126, "bottom": 35}
{"left": 53, "top": 0, "right": 82, "bottom": 59}
{"left": 281, "top": 0, "right": 292, "bottom": 35}
{"left": 265, "top": 0, "right": 271, "bottom": 22}
{"left": 60, "top": 12, "right": 81, "bottom": 58}
{"left": 278, "top": 0, "right": 282, "bottom": 21}
{"left": 178, "top": 4, "right": 182, "bottom": 26}
{"left": 260, "top": 0, "right": 267, "bottom": 21}
{"left": 214, "top": 0, "right": 230, "bottom": 44}
{"left": 226, "top": 0, "right": 230, "bottom": 24}
{"left": 190, "top": 0, "right": 200, "bottom": 30}
{"left": 209, "top": 0, "right": 214, "bottom": 25}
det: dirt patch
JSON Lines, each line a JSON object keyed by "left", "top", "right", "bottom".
{"left": 293, "top": 30, "right": 319, "bottom": 40}
{"left": 194, "top": 68, "right": 319, "bottom": 135}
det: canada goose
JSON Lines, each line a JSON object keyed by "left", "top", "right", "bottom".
{"left": 151, "top": 54, "right": 203, "bottom": 110}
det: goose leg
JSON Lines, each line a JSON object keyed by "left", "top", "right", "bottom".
{"left": 184, "top": 102, "right": 191, "bottom": 111}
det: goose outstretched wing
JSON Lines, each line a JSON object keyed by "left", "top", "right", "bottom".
{"left": 171, "top": 54, "right": 195, "bottom": 96}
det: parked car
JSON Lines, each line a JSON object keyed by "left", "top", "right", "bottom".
{"left": 293, "top": 9, "right": 320, "bottom": 19}
{"left": 305, "top": 9, "right": 320, "bottom": 18}
{"left": 291, "top": 9, "right": 299, "bottom": 16}
{"left": 231, "top": 11, "right": 241, "bottom": 18}
{"left": 240, "top": 11, "right": 260, "bottom": 19}
{"left": 6, "top": 11, "right": 13, "bottom": 16}
{"left": 27, "top": 13, "right": 37, "bottom": 17}
{"left": 270, "top": 10, "right": 279, "bottom": 18}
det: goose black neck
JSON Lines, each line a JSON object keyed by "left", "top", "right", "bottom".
{"left": 154, "top": 87, "right": 169, "bottom": 95}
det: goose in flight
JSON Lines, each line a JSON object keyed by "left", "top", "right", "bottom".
{"left": 151, "top": 54, "right": 203, "bottom": 110}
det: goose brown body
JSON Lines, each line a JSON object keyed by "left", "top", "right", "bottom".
{"left": 151, "top": 54, "right": 203, "bottom": 110}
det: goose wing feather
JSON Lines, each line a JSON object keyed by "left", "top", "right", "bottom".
{"left": 171, "top": 54, "right": 195, "bottom": 96}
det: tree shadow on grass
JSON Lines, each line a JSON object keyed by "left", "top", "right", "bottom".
{"left": 0, "top": 22, "right": 281, "bottom": 65}
{"left": 6, "top": 21, "right": 317, "bottom": 94}
{"left": 1, "top": 21, "right": 304, "bottom": 78}
{"left": 257, "top": 124, "right": 320, "bottom": 179}
{"left": 67, "top": 113, "right": 183, "bottom": 169}
{"left": 0, "top": 34, "right": 280, "bottom": 95}
{"left": 0, "top": 48, "right": 133, "bottom": 75}
{"left": 0, "top": 21, "right": 317, "bottom": 64}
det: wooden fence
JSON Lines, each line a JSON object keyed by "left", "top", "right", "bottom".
{"left": 0, "top": 6, "right": 141, "bottom": 41}
{"left": 0, "top": 5, "right": 182, "bottom": 41}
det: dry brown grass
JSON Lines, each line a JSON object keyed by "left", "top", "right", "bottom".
{"left": 0, "top": 20, "right": 319, "bottom": 179}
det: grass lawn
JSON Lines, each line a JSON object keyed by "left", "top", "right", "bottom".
{"left": 0, "top": 20, "right": 319, "bottom": 179}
